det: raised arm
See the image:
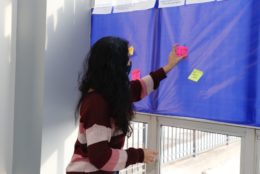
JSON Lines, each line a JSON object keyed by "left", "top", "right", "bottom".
{"left": 130, "top": 68, "right": 166, "bottom": 102}
{"left": 130, "top": 45, "right": 185, "bottom": 102}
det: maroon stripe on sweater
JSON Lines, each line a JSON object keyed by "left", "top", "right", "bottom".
{"left": 87, "top": 141, "right": 112, "bottom": 169}
{"left": 74, "top": 140, "right": 88, "bottom": 157}
{"left": 80, "top": 92, "right": 111, "bottom": 129}
{"left": 130, "top": 80, "right": 142, "bottom": 102}
{"left": 109, "top": 134, "right": 125, "bottom": 149}
{"left": 149, "top": 68, "right": 167, "bottom": 89}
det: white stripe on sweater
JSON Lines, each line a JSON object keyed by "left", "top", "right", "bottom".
{"left": 86, "top": 124, "right": 112, "bottom": 146}
{"left": 78, "top": 132, "right": 87, "bottom": 144}
{"left": 66, "top": 160, "right": 98, "bottom": 173}
{"left": 113, "top": 149, "right": 128, "bottom": 170}
{"left": 141, "top": 75, "right": 154, "bottom": 94}
{"left": 112, "top": 129, "right": 124, "bottom": 137}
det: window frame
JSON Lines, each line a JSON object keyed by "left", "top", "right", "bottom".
{"left": 133, "top": 112, "right": 259, "bottom": 174}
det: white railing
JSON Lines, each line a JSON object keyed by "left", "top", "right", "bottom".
{"left": 120, "top": 113, "right": 259, "bottom": 174}
{"left": 161, "top": 126, "right": 240, "bottom": 164}
{"left": 120, "top": 122, "right": 147, "bottom": 174}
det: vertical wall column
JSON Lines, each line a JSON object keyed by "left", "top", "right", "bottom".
{"left": 0, "top": 0, "right": 16, "bottom": 173}
{"left": 13, "top": 0, "right": 46, "bottom": 173}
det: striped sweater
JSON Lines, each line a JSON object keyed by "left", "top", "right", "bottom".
{"left": 66, "top": 68, "right": 166, "bottom": 174}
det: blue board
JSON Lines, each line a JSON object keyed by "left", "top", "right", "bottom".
{"left": 91, "top": 0, "right": 260, "bottom": 127}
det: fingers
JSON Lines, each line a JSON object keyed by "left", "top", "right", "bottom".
{"left": 145, "top": 155, "right": 156, "bottom": 163}
{"left": 172, "top": 43, "right": 179, "bottom": 49}
{"left": 173, "top": 44, "right": 188, "bottom": 59}
{"left": 172, "top": 45, "right": 178, "bottom": 56}
{"left": 143, "top": 149, "right": 158, "bottom": 164}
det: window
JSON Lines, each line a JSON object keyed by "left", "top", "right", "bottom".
{"left": 160, "top": 126, "right": 241, "bottom": 174}
{"left": 119, "top": 113, "right": 258, "bottom": 174}
{"left": 120, "top": 122, "right": 148, "bottom": 174}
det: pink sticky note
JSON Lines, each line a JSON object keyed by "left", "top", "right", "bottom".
{"left": 175, "top": 46, "right": 188, "bottom": 57}
{"left": 132, "top": 69, "right": 141, "bottom": 80}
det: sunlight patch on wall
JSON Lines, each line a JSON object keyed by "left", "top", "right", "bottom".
{"left": 0, "top": 170, "right": 7, "bottom": 174}
{"left": 4, "top": 3, "right": 12, "bottom": 38}
{"left": 47, "top": 0, "right": 65, "bottom": 31}
{"left": 41, "top": 150, "right": 58, "bottom": 174}
{"left": 64, "top": 128, "right": 77, "bottom": 167}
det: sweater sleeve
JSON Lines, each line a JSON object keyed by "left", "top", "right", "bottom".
{"left": 81, "top": 93, "right": 144, "bottom": 171}
{"left": 130, "top": 68, "right": 167, "bottom": 102}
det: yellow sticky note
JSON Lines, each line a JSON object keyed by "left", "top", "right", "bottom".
{"left": 128, "top": 46, "right": 134, "bottom": 56}
{"left": 188, "top": 69, "right": 204, "bottom": 82}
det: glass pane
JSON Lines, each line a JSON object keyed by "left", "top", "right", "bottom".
{"left": 120, "top": 122, "right": 148, "bottom": 174}
{"left": 161, "top": 126, "right": 241, "bottom": 174}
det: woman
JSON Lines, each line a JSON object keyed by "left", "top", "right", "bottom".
{"left": 66, "top": 36, "right": 184, "bottom": 174}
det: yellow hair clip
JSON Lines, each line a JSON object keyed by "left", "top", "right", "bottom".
{"left": 128, "top": 46, "right": 134, "bottom": 56}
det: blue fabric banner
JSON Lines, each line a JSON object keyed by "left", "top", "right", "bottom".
{"left": 91, "top": 0, "right": 260, "bottom": 127}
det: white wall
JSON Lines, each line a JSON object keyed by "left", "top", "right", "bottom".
{"left": 6, "top": 0, "right": 91, "bottom": 173}
{"left": 41, "top": 0, "right": 91, "bottom": 173}
{"left": 0, "top": 0, "right": 16, "bottom": 173}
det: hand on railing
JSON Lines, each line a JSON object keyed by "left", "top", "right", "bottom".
{"left": 143, "top": 149, "right": 157, "bottom": 164}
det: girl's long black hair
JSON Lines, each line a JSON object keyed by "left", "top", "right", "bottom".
{"left": 76, "top": 36, "right": 133, "bottom": 136}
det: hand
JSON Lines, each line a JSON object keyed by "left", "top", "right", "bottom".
{"left": 163, "top": 45, "right": 186, "bottom": 73}
{"left": 143, "top": 149, "right": 157, "bottom": 164}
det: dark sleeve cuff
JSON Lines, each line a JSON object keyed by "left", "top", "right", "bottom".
{"left": 137, "top": 148, "right": 144, "bottom": 163}
{"left": 125, "top": 148, "right": 144, "bottom": 167}
{"left": 149, "top": 68, "right": 167, "bottom": 89}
